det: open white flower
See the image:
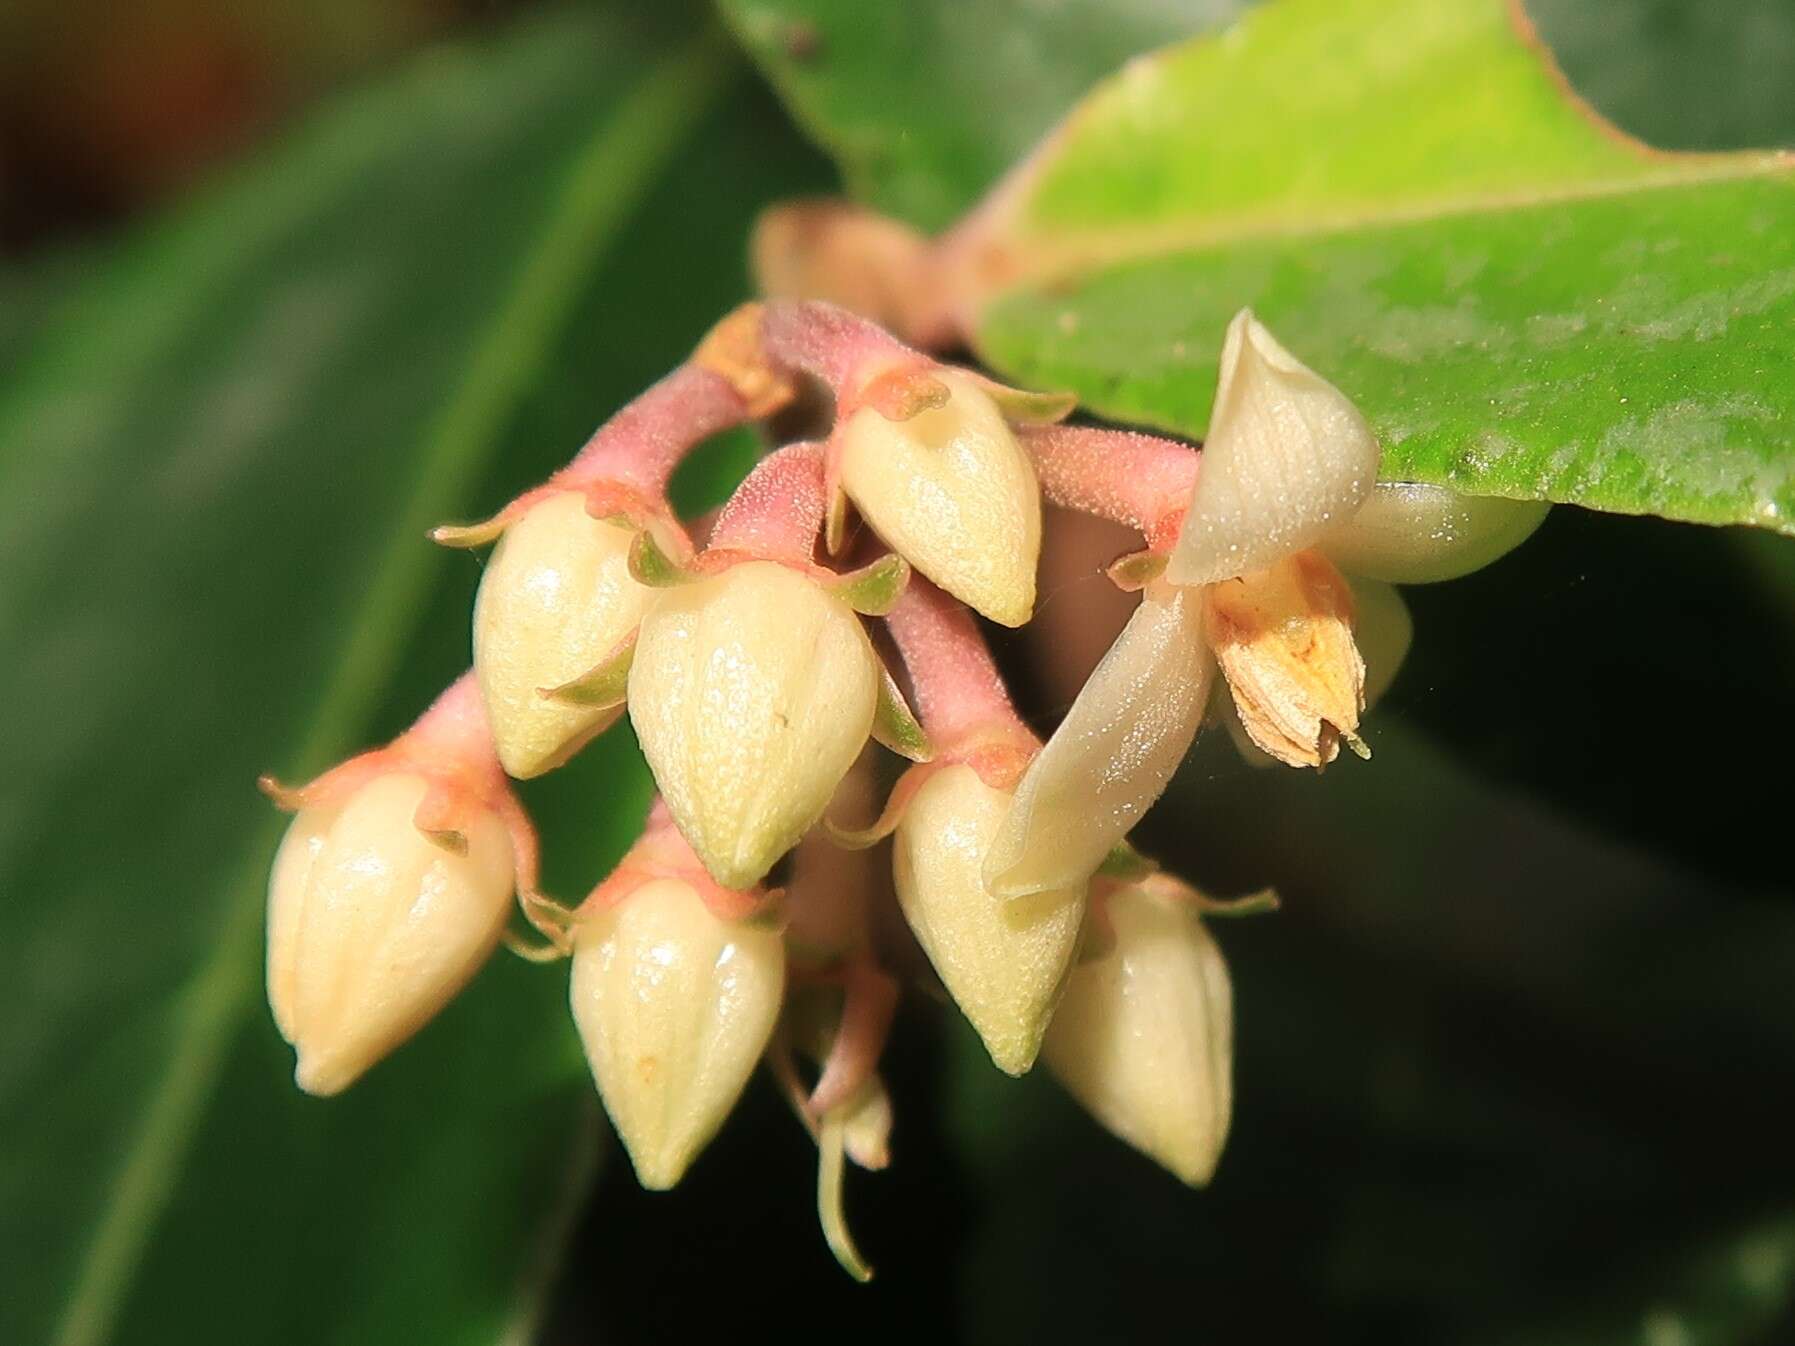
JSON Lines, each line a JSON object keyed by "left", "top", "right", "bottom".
{"left": 1166, "top": 309, "right": 1380, "bottom": 587}
{"left": 991, "top": 309, "right": 1385, "bottom": 900}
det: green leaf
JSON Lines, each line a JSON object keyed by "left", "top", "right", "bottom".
{"left": 968, "top": 0, "right": 1795, "bottom": 532}
{"left": 716, "top": 0, "right": 1252, "bottom": 228}
{"left": 0, "top": 6, "right": 829, "bottom": 1343}
{"left": 731, "top": 0, "right": 1795, "bottom": 532}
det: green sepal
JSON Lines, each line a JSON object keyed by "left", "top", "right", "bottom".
{"left": 827, "top": 553, "right": 911, "bottom": 616}
{"left": 429, "top": 513, "right": 510, "bottom": 549}
{"left": 980, "top": 379, "right": 1077, "bottom": 426}
{"left": 1106, "top": 548, "right": 1169, "bottom": 592}
{"left": 1191, "top": 887, "right": 1282, "bottom": 919}
{"left": 541, "top": 630, "right": 636, "bottom": 709}
{"left": 871, "top": 665, "right": 932, "bottom": 762}
{"left": 628, "top": 529, "right": 694, "bottom": 587}
{"left": 1096, "top": 839, "right": 1158, "bottom": 880}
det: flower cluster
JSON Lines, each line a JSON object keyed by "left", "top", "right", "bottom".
{"left": 262, "top": 297, "right": 1543, "bottom": 1275}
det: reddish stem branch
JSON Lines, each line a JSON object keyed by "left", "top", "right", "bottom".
{"left": 760, "top": 300, "right": 925, "bottom": 405}
{"left": 400, "top": 670, "right": 501, "bottom": 772}
{"left": 562, "top": 362, "right": 753, "bottom": 498}
{"left": 1021, "top": 425, "right": 1199, "bottom": 551}
{"left": 884, "top": 578, "right": 1028, "bottom": 748}
{"left": 583, "top": 797, "right": 767, "bottom": 922}
{"left": 707, "top": 441, "right": 827, "bottom": 564}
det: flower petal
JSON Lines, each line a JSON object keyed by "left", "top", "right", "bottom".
{"left": 984, "top": 582, "right": 1213, "bottom": 899}
{"left": 1166, "top": 309, "right": 1379, "bottom": 586}
{"left": 893, "top": 765, "right": 1085, "bottom": 1075}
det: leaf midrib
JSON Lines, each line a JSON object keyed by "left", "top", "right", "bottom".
{"left": 48, "top": 30, "right": 736, "bottom": 1346}
{"left": 990, "top": 151, "right": 1793, "bottom": 297}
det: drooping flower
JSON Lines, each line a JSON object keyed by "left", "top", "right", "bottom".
{"left": 470, "top": 494, "right": 658, "bottom": 778}
{"left": 837, "top": 578, "right": 1084, "bottom": 1075}
{"left": 1045, "top": 875, "right": 1235, "bottom": 1186}
{"left": 759, "top": 299, "right": 1072, "bottom": 627}
{"left": 988, "top": 310, "right": 1384, "bottom": 897}
{"left": 626, "top": 441, "right": 914, "bottom": 890}
{"left": 893, "top": 762, "right": 1085, "bottom": 1074}
{"left": 835, "top": 368, "right": 1042, "bottom": 627}
{"left": 262, "top": 673, "right": 545, "bottom": 1094}
{"left": 1165, "top": 310, "right": 1381, "bottom": 587}
{"left": 570, "top": 807, "right": 785, "bottom": 1189}
{"left": 436, "top": 307, "right": 797, "bottom": 779}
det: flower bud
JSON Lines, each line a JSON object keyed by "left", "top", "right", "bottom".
{"left": 1318, "top": 481, "right": 1548, "bottom": 584}
{"left": 1205, "top": 550, "right": 1366, "bottom": 768}
{"left": 266, "top": 771, "right": 514, "bottom": 1095}
{"left": 1044, "top": 884, "right": 1232, "bottom": 1185}
{"left": 629, "top": 560, "right": 880, "bottom": 890}
{"left": 1167, "top": 309, "right": 1379, "bottom": 587}
{"left": 1354, "top": 577, "right": 1413, "bottom": 709}
{"left": 985, "top": 581, "right": 1213, "bottom": 899}
{"left": 892, "top": 764, "right": 1085, "bottom": 1075}
{"left": 569, "top": 877, "right": 785, "bottom": 1189}
{"left": 837, "top": 370, "right": 1041, "bottom": 627}
{"left": 472, "top": 491, "right": 653, "bottom": 778}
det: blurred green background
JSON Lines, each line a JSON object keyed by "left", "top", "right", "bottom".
{"left": 2, "top": 2, "right": 1793, "bottom": 1343}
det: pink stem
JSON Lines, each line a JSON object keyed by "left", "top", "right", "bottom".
{"left": 562, "top": 363, "right": 752, "bottom": 498}
{"left": 807, "top": 963, "right": 899, "bottom": 1117}
{"left": 401, "top": 670, "right": 501, "bottom": 773}
{"left": 707, "top": 441, "right": 827, "bottom": 564}
{"left": 585, "top": 798, "right": 767, "bottom": 921}
{"left": 885, "top": 579, "right": 1028, "bottom": 747}
{"left": 1021, "top": 425, "right": 1199, "bottom": 551}
{"left": 760, "top": 300, "right": 923, "bottom": 404}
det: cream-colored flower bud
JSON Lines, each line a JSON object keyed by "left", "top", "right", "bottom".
{"left": 985, "top": 582, "right": 1213, "bottom": 899}
{"left": 266, "top": 772, "right": 514, "bottom": 1096}
{"left": 472, "top": 491, "right": 653, "bottom": 779}
{"left": 1354, "top": 577, "right": 1412, "bottom": 710}
{"left": 569, "top": 878, "right": 785, "bottom": 1189}
{"left": 1045, "top": 885, "right": 1232, "bottom": 1185}
{"left": 1167, "top": 309, "right": 1380, "bottom": 587}
{"left": 837, "top": 370, "right": 1040, "bottom": 626}
{"left": 629, "top": 561, "right": 879, "bottom": 890}
{"left": 1318, "top": 481, "right": 1549, "bottom": 584}
{"left": 1206, "top": 550, "right": 1366, "bottom": 768}
{"left": 893, "top": 764, "right": 1085, "bottom": 1075}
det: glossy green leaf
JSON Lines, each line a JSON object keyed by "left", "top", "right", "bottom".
{"left": 731, "top": 0, "right": 1795, "bottom": 532}
{"left": 968, "top": 0, "right": 1795, "bottom": 532}
{"left": 0, "top": 7, "right": 830, "bottom": 1343}
{"left": 716, "top": 0, "right": 1252, "bottom": 228}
